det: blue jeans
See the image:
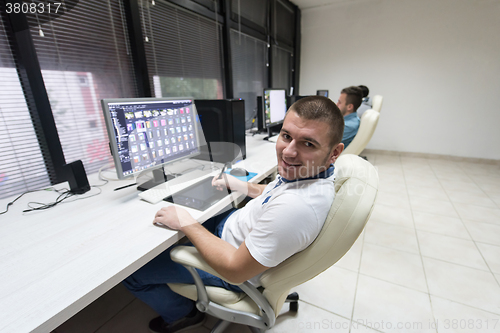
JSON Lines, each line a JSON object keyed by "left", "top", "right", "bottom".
{"left": 123, "top": 208, "right": 241, "bottom": 323}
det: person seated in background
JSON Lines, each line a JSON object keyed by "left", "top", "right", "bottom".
{"left": 337, "top": 86, "right": 363, "bottom": 148}
{"left": 123, "top": 96, "right": 345, "bottom": 333}
{"left": 356, "top": 85, "right": 371, "bottom": 118}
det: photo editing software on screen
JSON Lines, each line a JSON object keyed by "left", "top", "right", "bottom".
{"left": 105, "top": 99, "right": 200, "bottom": 178}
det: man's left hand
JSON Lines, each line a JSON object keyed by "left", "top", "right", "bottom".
{"left": 153, "top": 206, "right": 197, "bottom": 230}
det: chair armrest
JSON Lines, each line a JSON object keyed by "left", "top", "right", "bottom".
{"left": 170, "top": 246, "right": 242, "bottom": 285}
{"left": 170, "top": 245, "right": 276, "bottom": 327}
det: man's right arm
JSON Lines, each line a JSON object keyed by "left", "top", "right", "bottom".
{"left": 212, "top": 175, "right": 267, "bottom": 199}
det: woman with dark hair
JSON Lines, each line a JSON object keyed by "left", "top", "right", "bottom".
{"left": 356, "top": 85, "right": 371, "bottom": 118}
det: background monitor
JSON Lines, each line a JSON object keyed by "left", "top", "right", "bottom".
{"left": 316, "top": 90, "right": 329, "bottom": 97}
{"left": 195, "top": 99, "right": 246, "bottom": 163}
{"left": 287, "top": 95, "right": 308, "bottom": 108}
{"left": 263, "top": 88, "right": 287, "bottom": 128}
{"left": 101, "top": 97, "right": 201, "bottom": 185}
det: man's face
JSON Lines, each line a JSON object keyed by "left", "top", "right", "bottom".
{"left": 337, "top": 93, "right": 352, "bottom": 116}
{"left": 275, "top": 110, "right": 343, "bottom": 181}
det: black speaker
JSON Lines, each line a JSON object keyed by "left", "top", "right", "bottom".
{"left": 64, "top": 160, "right": 91, "bottom": 194}
{"left": 195, "top": 99, "right": 246, "bottom": 163}
{"left": 256, "top": 96, "right": 264, "bottom": 132}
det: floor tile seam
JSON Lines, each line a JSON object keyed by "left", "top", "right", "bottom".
{"left": 455, "top": 163, "right": 500, "bottom": 210}
{"left": 333, "top": 264, "right": 360, "bottom": 274}
{"left": 420, "top": 255, "right": 491, "bottom": 274}
{"left": 461, "top": 217, "right": 500, "bottom": 228}
{"left": 348, "top": 230, "right": 366, "bottom": 333}
{"left": 409, "top": 206, "right": 461, "bottom": 219}
{"left": 413, "top": 228, "right": 472, "bottom": 242}
{"left": 427, "top": 168, "right": 500, "bottom": 289}
{"left": 401, "top": 155, "right": 438, "bottom": 333}
{"left": 493, "top": 274, "right": 500, "bottom": 288}
{"left": 407, "top": 193, "right": 453, "bottom": 202}
{"left": 366, "top": 217, "right": 416, "bottom": 231}
{"left": 468, "top": 238, "right": 500, "bottom": 248}
{"left": 92, "top": 297, "right": 138, "bottom": 333}
{"left": 440, "top": 199, "right": 499, "bottom": 209}
{"left": 356, "top": 272, "right": 429, "bottom": 295}
{"left": 444, "top": 193, "right": 500, "bottom": 210}
{"left": 298, "top": 299, "right": 385, "bottom": 333}
{"left": 298, "top": 299, "right": 351, "bottom": 322}
{"left": 363, "top": 240, "right": 420, "bottom": 256}
{"left": 428, "top": 294, "right": 500, "bottom": 317}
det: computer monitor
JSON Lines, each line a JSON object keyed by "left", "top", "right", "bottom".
{"left": 195, "top": 99, "right": 246, "bottom": 163}
{"left": 287, "top": 95, "right": 308, "bottom": 108}
{"left": 263, "top": 88, "right": 287, "bottom": 139}
{"left": 101, "top": 97, "right": 201, "bottom": 189}
{"left": 316, "top": 90, "right": 329, "bottom": 97}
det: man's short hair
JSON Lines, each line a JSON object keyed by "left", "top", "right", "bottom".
{"left": 341, "top": 86, "right": 363, "bottom": 111}
{"left": 288, "top": 96, "right": 344, "bottom": 148}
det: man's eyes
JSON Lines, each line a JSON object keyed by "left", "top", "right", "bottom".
{"left": 282, "top": 134, "right": 315, "bottom": 148}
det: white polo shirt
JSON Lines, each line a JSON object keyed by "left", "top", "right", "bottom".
{"left": 221, "top": 166, "right": 336, "bottom": 286}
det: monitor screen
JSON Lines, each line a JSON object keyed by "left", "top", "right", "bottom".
{"left": 263, "top": 88, "right": 287, "bottom": 127}
{"left": 101, "top": 97, "right": 201, "bottom": 179}
{"left": 316, "top": 90, "right": 329, "bottom": 97}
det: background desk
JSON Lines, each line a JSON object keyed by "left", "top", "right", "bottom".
{"left": 0, "top": 134, "right": 277, "bottom": 333}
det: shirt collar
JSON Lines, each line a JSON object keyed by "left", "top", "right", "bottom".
{"left": 344, "top": 112, "right": 358, "bottom": 120}
{"left": 281, "top": 164, "right": 335, "bottom": 183}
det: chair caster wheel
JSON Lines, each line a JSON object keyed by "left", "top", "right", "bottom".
{"left": 289, "top": 301, "right": 298, "bottom": 312}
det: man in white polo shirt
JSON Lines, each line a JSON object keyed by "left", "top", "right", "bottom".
{"left": 123, "top": 96, "right": 345, "bottom": 333}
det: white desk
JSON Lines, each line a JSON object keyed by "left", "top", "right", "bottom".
{"left": 0, "top": 134, "right": 277, "bottom": 333}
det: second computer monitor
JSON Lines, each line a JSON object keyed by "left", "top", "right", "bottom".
{"left": 263, "top": 88, "right": 287, "bottom": 128}
{"left": 316, "top": 90, "right": 329, "bottom": 97}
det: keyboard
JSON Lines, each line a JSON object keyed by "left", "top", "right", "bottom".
{"left": 138, "top": 169, "right": 215, "bottom": 204}
{"left": 138, "top": 187, "right": 172, "bottom": 204}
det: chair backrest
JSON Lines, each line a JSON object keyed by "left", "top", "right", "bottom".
{"left": 259, "top": 154, "right": 378, "bottom": 315}
{"left": 342, "top": 109, "right": 380, "bottom": 156}
{"left": 371, "top": 95, "right": 383, "bottom": 113}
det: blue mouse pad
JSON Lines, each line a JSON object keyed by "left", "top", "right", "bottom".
{"left": 224, "top": 170, "right": 258, "bottom": 182}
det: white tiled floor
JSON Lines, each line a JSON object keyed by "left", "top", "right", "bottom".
{"left": 54, "top": 153, "right": 500, "bottom": 333}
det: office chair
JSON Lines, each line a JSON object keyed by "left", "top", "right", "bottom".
{"left": 342, "top": 109, "right": 380, "bottom": 157}
{"left": 371, "top": 95, "right": 383, "bottom": 113}
{"left": 167, "top": 154, "right": 379, "bottom": 332}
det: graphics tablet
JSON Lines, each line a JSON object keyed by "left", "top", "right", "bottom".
{"left": 163, "top": 177, "right": 229, "bottom": 211}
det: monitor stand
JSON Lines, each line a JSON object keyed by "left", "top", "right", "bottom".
{"left": 137, "top": 167, "right": 175, "bottom": 191}
{"left": 263, "top": 125, "right": 280, "bottom": 141}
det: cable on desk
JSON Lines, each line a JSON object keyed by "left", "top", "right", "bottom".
{"left": 0, "top": 187, "right": 66, "bottom": 215}
{"left": 23, "top": 190, "right": 74, "bottom": 213}
{"left": 97, "top": 163, "right": 119, "bottom": 183}
{"left": 1, "top": 185, "right": 103, "bottom": 215}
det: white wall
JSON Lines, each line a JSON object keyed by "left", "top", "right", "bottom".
{"left": 299, "top": 0, "right": 500, "bottom": 160}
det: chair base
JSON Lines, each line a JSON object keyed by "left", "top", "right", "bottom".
{"left": 285, "top": 292, "right": 299, "bottom": 312}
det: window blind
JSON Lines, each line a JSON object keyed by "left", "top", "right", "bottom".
{"left": 230, "top": 29, "right": 268, "bottom": 129}
{"left": 27, "top": 0, "right": 138, "bottom": 175}
{"left": 140, "top": 0, "right": 224, "bottom": 99}
{"left": 274, "top": 0, "right": 295, "bottom": 46}
{"left": 231, "top": 0, "right": 267, "bottom": 29}
{"left": 272, "top": 45, "right": 291, "bottom": 91}
{"left": 0, "top": 15, "right": 51, "bottom": 200}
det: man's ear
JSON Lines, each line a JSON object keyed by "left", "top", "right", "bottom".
{"left": 329, "top": 143, "right": 344, "bottom": 164}
{"left": 347, "top": 103, "right": 354, "bottom": 113}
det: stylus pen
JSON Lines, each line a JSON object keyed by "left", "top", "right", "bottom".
{"left": 114, "top": 183, "right": 137, "bottom": 191}
{"left": 217, "top": 163, "right": 228, "bottom": 180}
